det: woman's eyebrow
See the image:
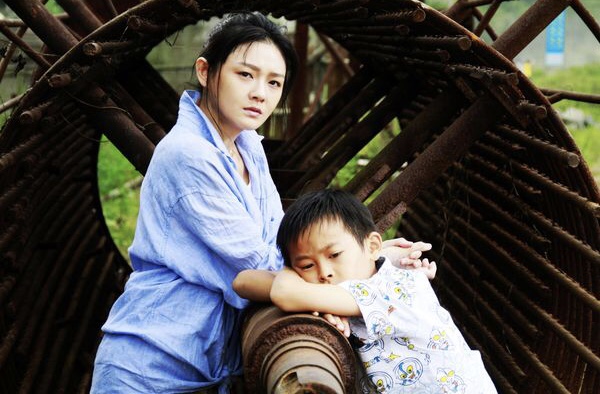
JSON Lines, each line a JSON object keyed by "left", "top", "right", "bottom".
{"left": 236, "top": 61, "right": 285, "bottom": 78}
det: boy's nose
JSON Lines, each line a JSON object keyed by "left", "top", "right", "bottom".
{"left": 318, "top": 266, "right": 334, "bottom": 283}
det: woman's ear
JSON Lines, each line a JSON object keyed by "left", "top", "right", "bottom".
{"left": 366, "top": 231, "right": 383, "bottom": 259}
{"left": 195, "top": 57, "right": 209, "bottom": 88}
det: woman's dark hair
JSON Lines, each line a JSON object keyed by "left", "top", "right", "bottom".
{"left": 198, "top": 12, "right": 298, "bottom": 104}
{"left": 277, "top": 189, "right": 377, "bottom": 267}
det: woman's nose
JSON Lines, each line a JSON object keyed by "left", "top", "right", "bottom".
{"left": 250, "top": 81, "right": 266, "bottom": 101}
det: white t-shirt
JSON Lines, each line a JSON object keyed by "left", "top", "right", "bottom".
{"left": 339, "top": 259, "right": 497, "bottom": 393}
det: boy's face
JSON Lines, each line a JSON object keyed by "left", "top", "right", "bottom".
{"left": 288, "top": 218, "right": 382, "bottom": 284}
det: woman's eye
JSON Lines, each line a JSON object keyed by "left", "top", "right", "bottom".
{"left": 330, "top": 252, "right": 341, "bottom": 259}
{"left": 269, "top": 80, "right": 282, "bottom": 87}
{"left": 300, "top": 263, "right": 314, "bottom": 270}
{"left": 239, "top": 71, "right": 252, "bottom": 78}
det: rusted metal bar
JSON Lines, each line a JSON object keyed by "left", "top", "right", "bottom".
{"left": 47, "top": 72, "right": 73, "bottom": 88}
{"left": 0, "top": 24, "right": 52, "bottom": 69}
{"left": 82, "top": 40, "right": 139, "bottom": 56}
{"left": 316, "top": 33, "right": 353, "bottom": 78}
{"left": 31, "top": 222, "right": 103, "bottom": 392}
{"left": 0, "top": 94, "right": 24, "bottom": 115}
{"left": 288, "top": 22, "right": 309, "bottom": 138}
{"left": 408, "top": 200, "right": 600, "bottom": 384}
{"left": 471, "top": 7, "right": 498, "bottom": 40}
{"left": 107, "top": 82, "right": 166, "bottom": 145}
{"left": 346, "top": 86, "right": 466, "bottom": 201}
{"left": 368, "top": 92, "right": 504, "bottom": 228}
{"left": 540, "top": 88, "right": 600, "bottom": 104}
{"left": 310, "top": 8, "right": 425, "bottom": 28}
{"left": 18, "top": 100, "right": 55, "bottom": 125}
{"left": 56, "top": 247, "right": 117, "bottom": 393}
{"left": 274, "top": 67, "right": 373, "bottom": 161}
{"left": 285, "top": 76, "right": 392, "bottom": 170}
{"left": 491, "top": 0, "right": 570, "bottom": 60}
{"left": 0, "top": 25, "right": 27, "bottom": 80}
{"left": 411, "top": 189, "right": 551, "bottom": 299}
{"left": 439, "top": 182, "right": 598, "bottom": 313}
{"left": 570, "top": 0, "right": 600, "bottom": 45}
{"left": 289, "top": 84, "right": 411, "bottom": 195}
{"left": 18, "top": 198, "right": 96, "bottom": 393}
{"left": 0, "top": 133, "right": 45, "bottom": 173}
{"left": 464, "top": 0, "right": 497, "bottom": 7}
{"left": 241, "top": 306, "right": 356, "bottom": 393}
{"left": 446, "top": 175, "right": 550, "bottom": 248}
{"left": 0, "top": 181, "right": 89, "bottom": 368}
{"left": 298, "top": 7, "right": 370, "bottom": 24}
{"left": 457, "top": 158, "right": 600, "bottom": 269}
{"left": 472, "top": 0, "right": 501, "bottom": 36}
{"left": 324, "top": 24, "right": 410, "bottom": 36}
{"left": 340, "top": 33, "right": 473, "bottom": 51}
{"left": 101, "top": 0, "right": 119, "bottom": 18}
{"left": 127, "top": 15, "right": 167, "bottom": 34}
{"left": 3, "top": 0, "right": 79, "bottom": 55}
{"left": 116, "top": 59, "right": 180, "bottom": 131}
{"left": 471, "top": 138, "right": 599, "bottom": 228}
{"left": 439, "top": 256, "right": 572, "bottom": 393}
{"left": 56, "top": 0, "right": 103, "bottom": 29}
{"left": 352, "top": 45, "right": 451, "bottom": 63}
{"left": 410, "top": 191, "right": 600, "bottom": 382}
{"left": 494, "top": 124, "right": 580, "bottom": 167}
{"left": 517, "top": 100, "right": 547, "bottom": 119}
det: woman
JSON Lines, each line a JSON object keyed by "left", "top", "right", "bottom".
{"left": 91, "top": 12, "right": 429, "bottom": 393}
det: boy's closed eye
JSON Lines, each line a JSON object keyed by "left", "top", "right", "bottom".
{"left": 298, "top": 262, "right": 314, "bottom": 271}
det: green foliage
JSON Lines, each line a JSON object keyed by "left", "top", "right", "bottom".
{"left": 97, "top": 136, "right": 141, "bottom": 261}
{"left": 44, "top": 0, "right": 63, "bottom": 15}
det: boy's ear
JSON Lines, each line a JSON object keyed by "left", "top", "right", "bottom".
{"left": 366, "top": 231, "right": 383, "bottom": 259}
{"left": 195, "top": 57, "right": 209, "bottom": 87}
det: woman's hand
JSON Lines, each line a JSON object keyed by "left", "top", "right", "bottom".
{"left": 312, "top": 311, "right": 351, "bottom": 337}
{"left": 381, "top": 238, "right": 432, "bottom": 266}
{"left": 415, "top": 258, "right": 437, "bottom": 280}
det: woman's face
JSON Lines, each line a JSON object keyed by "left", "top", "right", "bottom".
{"left": 196, "top": 41, "right": 287, "bottom": 136}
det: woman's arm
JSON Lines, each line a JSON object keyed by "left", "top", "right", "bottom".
{"left": 270, "top": 268, "right": 360, "bottom": 317}
{"left": 233, "top": 270, "right": 276, "bottom": 302}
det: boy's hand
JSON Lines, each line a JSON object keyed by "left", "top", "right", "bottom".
{"left": 312, "top": 311, "right": 351, "bottom": 337}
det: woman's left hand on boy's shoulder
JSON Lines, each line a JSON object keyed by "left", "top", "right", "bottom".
{"left": 381, "top": 238, "right": 431, "bottom": 265}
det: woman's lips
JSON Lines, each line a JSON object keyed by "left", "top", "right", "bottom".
{"left": 244, "top": 107, "right": 262, "bottom": 117}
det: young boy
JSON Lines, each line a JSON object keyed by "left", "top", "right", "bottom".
{"left": 234, "top": 189, "right": 497, "bottom": 393}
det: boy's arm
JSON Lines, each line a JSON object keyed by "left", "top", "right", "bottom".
{"left": 233, "top": 269, "right": 276, "bottom": 302}
{"left": 270, "top": 268, "right": 361, "bottom": 316}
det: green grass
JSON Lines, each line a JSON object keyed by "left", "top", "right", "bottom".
{"left": 97, "top": 136, "right": 141, "bottom": 262}
{"left": 529, "top": 63, "right": 600, "bottom": 184}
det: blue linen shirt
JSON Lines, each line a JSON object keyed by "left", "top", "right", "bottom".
{"left": 92, "top": 90, "right": 284, "bottom": 393}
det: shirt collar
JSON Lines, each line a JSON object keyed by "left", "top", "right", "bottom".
{"left": 178, "top": 90, "right": 264, "bottom": 157}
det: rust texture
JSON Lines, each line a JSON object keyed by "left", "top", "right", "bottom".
{"left": 0, "top": 0, "right": 599, "bottom": 393}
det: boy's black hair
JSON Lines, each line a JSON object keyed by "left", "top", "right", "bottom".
{"left": 277, "top": 189, "right": 376, "bottom": 267}
{"left": 198, "top": 12, "right": 298, "bottom": 103}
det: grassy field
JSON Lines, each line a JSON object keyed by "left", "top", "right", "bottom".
{"left": 95, "top": 63, "right": 600, "bottom": 261}
{"left": 529, "top": 63, "right": 600, "bottom": 184}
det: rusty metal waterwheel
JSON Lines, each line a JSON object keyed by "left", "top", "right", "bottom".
{"left": 0, "top": 0, "right": 598, "bottom": 393}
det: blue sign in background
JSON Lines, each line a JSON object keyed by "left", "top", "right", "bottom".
{"left": 546, "top": 11, "right": 566, "bottom": 65}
